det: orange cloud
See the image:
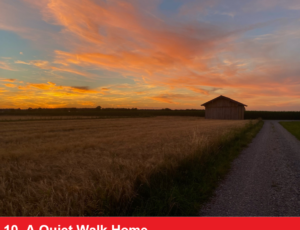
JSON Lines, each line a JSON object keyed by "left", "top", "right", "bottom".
{"left": 1, "top": 78, "right": 16, "bottom": 82}
{"left": 31, "top": 0, "right": 279, "bottom": 103}
{"left": 80, "top": 101, "right": 96, "bottom": 106}
{"left": 4, "top": 83, "right": 16, "bottom": 88}
{"left": 150, "top": 93, "right": 200, "bottom": 104}
{"left": 2, "top": 0, "right": 300, "bottom": 110}
{"left": 16, "top": 81, "right": 100, "bottom": 95}
{"left": 15, "top": 60, "right": 49, "bottom": 68}
{"left": 29, "top": 83, "right": 54, "bottom": 90}
{"left": 2, "top": 79, "right": 133, "bottom": 108}
{"left": 15, "top": 59, "right": 91, "bottom": 77}
{"left": 0, "top": 87, "right": 7, "bottom": 93}
{"left": 70, "top": 86, "right": 99, "bottom": 94}
{"left": 24, "top": 0, "right": 236, "bottom": 78}
{"left": 135, "top": 91, "right": 145, "bottom": 95}
{"left": 0, "top": 61, "right": 15, "bottom": 71}
{"left": 21, "top": 1, "right": 276, "bottom": 87}
{"left": 47, "top": 81, "right": 56, "bottom": 86}
{"left": 151, "top": 96, "right": 174, "bottom": 104}
{"left": 186, "top": 86, "right": 209, "bottom": 95}
{"left": 50, "top": 66, "right": 90, "bottom": 77}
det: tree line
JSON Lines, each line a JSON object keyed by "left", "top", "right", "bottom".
{"left": 0, "top": 107, "right": 299, "bottom": 119}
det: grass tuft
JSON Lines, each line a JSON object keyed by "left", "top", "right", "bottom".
{"left": 280, "top": 121, "right": 300, "bottom": 140}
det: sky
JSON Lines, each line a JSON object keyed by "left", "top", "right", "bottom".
{"left": 1, "top": 0, "right": 300, "bottom": 110}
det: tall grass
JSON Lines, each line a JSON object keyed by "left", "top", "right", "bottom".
{"left": 0, "top": 117, "right": 253, "bottom": 216}
{"left": 105, "top": 120, "right": 264, "bottom": 216}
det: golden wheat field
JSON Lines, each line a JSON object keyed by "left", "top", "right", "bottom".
{"left": 0, "top": 116, "right": 249, "bottom": 216}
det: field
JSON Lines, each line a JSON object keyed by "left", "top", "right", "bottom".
{"left": 280, "top": 122, "right": 300, "bottom": 140}
{"left": 0, "top": 116, "right": 256, "bottom": 216}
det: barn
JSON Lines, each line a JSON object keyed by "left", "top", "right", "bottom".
{"left": 201, "top": 95, "right": 247, "bottom": 120}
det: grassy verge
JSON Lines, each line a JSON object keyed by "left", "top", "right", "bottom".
{"left": 280, "top": 121, "right": 300, "bottom": 140}
{"left": 103, "top": 119, "right": 264, "bottom": 216}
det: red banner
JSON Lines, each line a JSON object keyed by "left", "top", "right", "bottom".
{"left": 0, "top": 217, "right": 299, "bottom": 230}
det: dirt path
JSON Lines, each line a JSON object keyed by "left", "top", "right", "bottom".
{"left": 200, "top": 120, "right": 300, "bottom": 216}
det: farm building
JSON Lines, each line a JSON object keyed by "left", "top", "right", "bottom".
{"left": 201, "top": 95, "right": 247, "bottom": 120}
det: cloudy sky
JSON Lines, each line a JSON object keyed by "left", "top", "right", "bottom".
{"left": 1, "top": 0, "right": 300, "bottom": 110}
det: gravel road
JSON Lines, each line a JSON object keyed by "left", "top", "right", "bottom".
{"left": 200, "top": 120, "right": 300, "bottom": 216}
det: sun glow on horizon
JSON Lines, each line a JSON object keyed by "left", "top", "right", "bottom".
{"left": 1, "top": 0, "right": 300, "bottom": 110}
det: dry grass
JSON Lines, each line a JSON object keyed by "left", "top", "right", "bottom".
{"left": 0, "top": 116, "right": 248, "bottom": 216}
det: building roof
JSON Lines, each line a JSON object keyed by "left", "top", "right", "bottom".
{"left": 201, "top": 95, "right": 247, "bottom": 107}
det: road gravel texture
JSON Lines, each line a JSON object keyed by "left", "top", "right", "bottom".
{"left": 200, "top": 120, "right": 300, "bottom": 216}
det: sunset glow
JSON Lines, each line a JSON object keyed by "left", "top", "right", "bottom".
{"left": 1, "top": 0, "right": 300, "bottom": 110}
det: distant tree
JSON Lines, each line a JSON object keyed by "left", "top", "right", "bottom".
{"left": 96, "top": 106, "right": 101, "bottom": 110}
{"left": 28, "top": 107, "right": 33, "bottom": 110}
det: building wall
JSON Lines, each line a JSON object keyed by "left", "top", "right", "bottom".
{"left": 204, "top": 98, "right": 245, "bottom": 120}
